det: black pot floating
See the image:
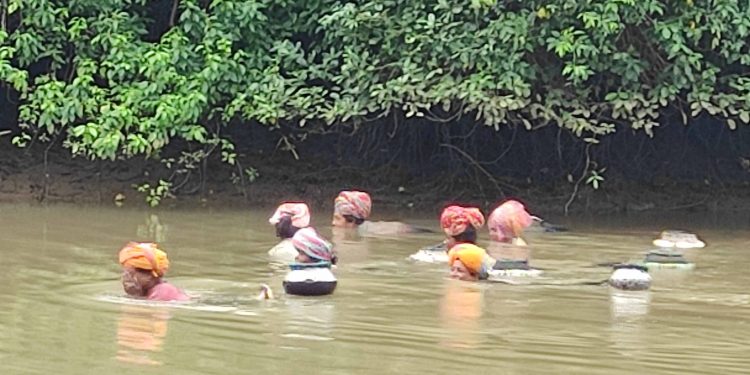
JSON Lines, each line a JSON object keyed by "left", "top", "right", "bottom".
{"left": 642, "top": 249, "right": 696, "bottom": 269}
{"left": 283, "top": 265, "right": 337, "bottom": 296}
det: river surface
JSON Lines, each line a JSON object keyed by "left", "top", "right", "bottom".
{"left": 0, "top": 204, "right": 748, "bottom": 374}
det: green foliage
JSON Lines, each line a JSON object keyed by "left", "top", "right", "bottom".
{"left": 136, "top": 179, "right": 173, "bottom": 207}
{"left": 586, "top": 168, "right": 606, "bottom": 190}
{"left": 2, "top": 0, "right": 750, "bottom": 203}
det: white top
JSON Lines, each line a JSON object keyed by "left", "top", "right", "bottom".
{"left": 409, "top": 249, "right": 449, "bottom": 263}
{"left": 284, "top": 267, "right": 337, "bottom": 283}
{"left": 268, "top": 239, "right": 297, "bottom": 262}
{"left": 652, "top": 230, "right": 705, "bottom": 249}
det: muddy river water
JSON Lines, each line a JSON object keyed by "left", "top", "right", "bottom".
{"left": 0, "top": 204, "right": 747, "bottom": 374}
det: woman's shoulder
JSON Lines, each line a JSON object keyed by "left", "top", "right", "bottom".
{"left": 359, "top": 220, "right": 421, "bottom": 236}
{"left": 147, "top": 282, "right": 190, "bottom": 302}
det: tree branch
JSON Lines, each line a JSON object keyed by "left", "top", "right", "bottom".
{"left": 1, "top": 0, "right": 7, "bottom": 32}
{"left": 564, "top": 143, "right": 593, "bottom": 216}
{"left": 169, "top": 0, "right": 180, "bottom": 27}
{"left": 440, "top": 142, "right": 518, "bottom": 195}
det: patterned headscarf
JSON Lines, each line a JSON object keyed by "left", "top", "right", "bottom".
{"left": 448, "top": 243, "right": 488, "bottom": 276}
{"left": 269, "top": 202, "right": 311, "bottom": 228}
{"left": 488, "top": 200, "right": 533, "bottom": 242}
{"left": 440, "top": 205, "right": 485, "bottom": 237}
{"left": 119, "top": 242, "right": 170, "bottom": 277}
{"left": 292, "top": 227, "right": 334, "bottom": 262}
{"left": 334, "top": 191, "right": 372, "bottom": 220}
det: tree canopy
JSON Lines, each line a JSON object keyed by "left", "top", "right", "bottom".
{"left": 2, "top": 0, "right": 750, "bottom": 197}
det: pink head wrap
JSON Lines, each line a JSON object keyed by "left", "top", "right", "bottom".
{"left": 292, "top": 227, "right": 334, "bottom": 262}
{"left": 440, "top": 205, "right": 485, "bottom": 237}
{"left": 269, "top": 202, "right": 311, "bottom": 228}
{"left": 488, "top": 200, "right": 533, "bottom": 242}
{"left": 334, "top": 191, "right": 372, "bottom": 220}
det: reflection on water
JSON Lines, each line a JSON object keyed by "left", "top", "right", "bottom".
{"left": 136, "top": 214, "right": 168, "bottom": 243}
{"left": 280, "top": 298, "right": 337, "bottom": 343}
{"left": 610, "top": 290, "right": 651, "bottom": 320}
{"left": 609, "top": 290, "right": 651, "bottom": 359}
{"left": 0, "top": 204, "right": 749, "bottom": 374}
{"left": 486, "top": 242, "right": 531, "bottom": 263}
{"left": 116, "top": 305, "right": 171, "bottom": 366}
{"left": 331, "top": 227, "right": 370, "bottom": 264}
{"left": 439, "top": 281, "right": 484, "bottom": 349}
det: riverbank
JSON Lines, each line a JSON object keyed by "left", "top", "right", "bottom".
{"left": 2, "top": 141, "right": 750, "bottom": 215}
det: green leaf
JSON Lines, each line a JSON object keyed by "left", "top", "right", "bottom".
{"left": 740, "top": 111, "right": 750, "bottom": 124}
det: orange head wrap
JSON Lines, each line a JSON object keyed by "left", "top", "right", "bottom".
{"left": 334, "top": 191, "right": 372, "bottom": 220}
{"left": 488, "top": 200, "right": 533, "bottom": 242}
{"left": 118, "top": 242, "right": 170, "bottom": 277}
{"left": 448, "top": 243, "right": 488, "bottom": 276}
{"left": 440, "top": 205, "right": 485, "bottom": 237}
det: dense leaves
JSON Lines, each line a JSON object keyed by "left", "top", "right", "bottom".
{"left": 2, "top": 0, "right": 750, "bottom": 170}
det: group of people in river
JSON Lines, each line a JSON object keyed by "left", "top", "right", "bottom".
{"left": 116, "top": 189, "right": 705, "bottom": 301}
{"left": 116, "top": 189, "right": 546, "bottom": 301}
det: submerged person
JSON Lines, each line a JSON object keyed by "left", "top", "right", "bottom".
{"left": 440, "top": 205, "right": 493, "bottom": 281}
{"left": 441, "top": 204, "right": 540, "bottom": 276}
{"left": 332, "top": 190, "right": 426, "bottom": 236}
{"left": 292, "top": 227, "right": 337, "bottom": 265}
{"left": 487, "top": 199, "right": 534, "bottom": 246}
{"left": 409, "top": 205, "right": 485, "bottom": 263}
{"left": 119, "top": 242, "right": 189, "bottom": 302}
{"left": 486, "top": 199, "right": 535, "bottom": 271}
{"left": 284, "top": 227, "right": 338, "bottom": 296}
{"left": 268, "top": 202, "right": 311, "bottom": 262}
{"left": 440, "top": 205, "right": 486, "bottom": 249}
{"left": 448, "top": 243, "right": 491, "bottom": 281}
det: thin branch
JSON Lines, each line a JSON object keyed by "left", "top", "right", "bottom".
{"left": 169, "top": 0, "right": 180, "bottom": 27}
{"left": 479, "top": 124, "right": 517, "bottom": 165}
{"left": 41, "top": 131, "right": 64, "bottom": 202}
{"left": 564, "top": 143, "right": 592, "bottom": 216}
{"left": 440, "top": 142, "right": 517, "bottom": 195}
{"left": 1, "top": 0, "right": 7, "bottom": 32}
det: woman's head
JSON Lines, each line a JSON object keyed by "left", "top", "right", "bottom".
{"left": 274, "top": 215, "right": 300, "bottom": 239}
{"left": 269, "top": 202, "right": 311, "bottom": 238}
{"left": 448, "top": 244, "right": 488, "bottom": 281}
{"left": 121, "top": 267, "right": 160, "bottom": 297}
{"left": 332, "top": 191, "right": 371, "bottom": 227}
{"left": 440, "top": 205, "right": 485, "bottom": 246}
{"left": 446, "top": 226, "right": 477, "bottom": 249}
{"left": 118, "top": 242, "right": 170, "bottom": 297}
{"left": 488, "top": 200, "right": 533, "bottom": 242}
{"left": 292, "top": 227, "right": 335, "bottom": 263}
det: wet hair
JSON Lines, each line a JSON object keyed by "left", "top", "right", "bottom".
{"left": 451, "top": 226, "right": 477, "bottom": 244}
{"left": 343, "top": 214, "right": 365, "bottom": 225}
{"left": 275, "top": 215, "right": 301, "bottom": 239}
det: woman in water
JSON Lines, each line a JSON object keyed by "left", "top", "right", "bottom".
{"left": 268, "top": 202, "right": 311, "bottom": 261}
{"left": 440, "top": 205, "right": 486, "bottom": 250}
{"left": 292, "top": 227, "right": 336, "bottom": 265}
{"left": 448, "top": 243, "right": 491, "bottom": 281}
{"left": 119, "top": 242, "right": 189, "bottom": 302}
{"left": 440, "top": 205, "right": 493, "bottom": 280}
{"left": 332, "top": 190, "right": 425, "bottom": 236}
{"left": 487, "top": 199, "right": 534, "bottom": 246}
{"left": 409, "top": 204, "right": 484, "bottom": 262}
{"left": 485, "top": 199, "right": 536, "bottom": 271}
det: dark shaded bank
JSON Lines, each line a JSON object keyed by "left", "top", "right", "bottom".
{"left": 2, "top": 112, "right": 750, "bottom": 215}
